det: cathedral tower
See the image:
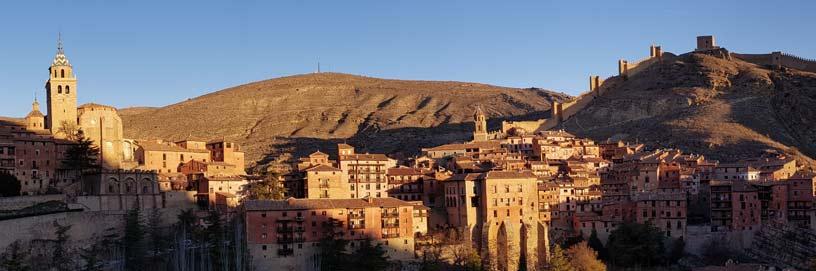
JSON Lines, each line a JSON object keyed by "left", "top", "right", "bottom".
{"left": 46, "top": 36, "right": 78, "bottom": 138}
{"left": 472, "top": 106, "right": 488, "bottom": 141}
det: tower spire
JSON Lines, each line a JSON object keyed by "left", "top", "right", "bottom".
{"left": 57, "top": 32, "right": 64, "bottom": 55}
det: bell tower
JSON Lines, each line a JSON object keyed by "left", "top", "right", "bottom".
{"left": 46, "top": 35, "right": 78, "bottom": 138}
{"left": 472, "top": 106, "right": 488, "bottom": 141}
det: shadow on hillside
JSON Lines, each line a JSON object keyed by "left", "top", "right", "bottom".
{"left": 255, "top": 111, "right": 553, "bottom": 166}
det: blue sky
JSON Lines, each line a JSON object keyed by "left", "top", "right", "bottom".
{"left": 0, "top": 0, "right": 813, "bottom": 117}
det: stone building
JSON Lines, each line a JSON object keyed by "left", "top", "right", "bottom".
{"left": 303, "top": 164, "right": 348, "bottom": 199}
{"left": 244, "top": 197, "right": 416, "bottom": 271}
{"left": 337, "top": 144, "right": 396, "bottom": 199}
{"left": 444, "top": 171, "right": 548, "bottom": 271}
{"left": 710, "top": 180, "right": 761, "bottom": 232}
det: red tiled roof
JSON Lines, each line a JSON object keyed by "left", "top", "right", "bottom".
{"left": 244, "top": 197, "right": 414, "bottom": 211}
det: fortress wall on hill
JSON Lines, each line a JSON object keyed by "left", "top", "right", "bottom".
{"left": 731, "top": 53, "right": 774, "bottom": 66}
{"left": 733, "top": 52, "right": 816, "bottom": 73}
{"left": 780, "top": 53, "right": 816, "bottom": 73}
{"left": 625, "top": 56, "right": 659, "bottom": 78}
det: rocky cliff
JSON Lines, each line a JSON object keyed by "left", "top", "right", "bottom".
{"left": 559, "top": 51, "right": 816, "bottom": 167}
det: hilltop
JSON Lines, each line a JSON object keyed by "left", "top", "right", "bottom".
{"left": 120, "top": 73, "right": 569, "bottom": 166}
{"left": 559, "top": 50, "right": 816, "bottom": 167}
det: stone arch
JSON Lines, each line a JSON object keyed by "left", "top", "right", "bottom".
{"left": 496, "top": 220, "right": 519, "bottom": 271}
{"left": 107, "top": 177, "right": 120, "bottom": 194}
{"left": 140, "top": 178, "right": 154, "bottom": 194}
{"left": 481, "top": 221, "right": 499, "bottom": 271}
{"left": 124, "top": 177, "right": 136, "bottom": 194}
{"left": 537, "top": 221, "right": 550, "bottom": 265}
{"left": 519, "top": 222, "right": 539, "bottom": 270}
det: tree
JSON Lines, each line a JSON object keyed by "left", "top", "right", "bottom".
{"left": 668, "top": 237, "right": 685, "bottom": 264}
{"left": 78, "top": 243, "right": 103, "bottom": 271}
{"left": 448, "top": 237, "right": 481, "bottom": 271}
{"left": 245, "top": 172, "right": 286, "bottom": 200}
{"left": 566, "top": 242, "right": 606, "bottom": 271}
{"left": 701, "top": 238, "right": 737, "bottom": 266}
{"left": 350, "top": 239, "right": 390, "bottom": 271}
{"left": 123, "top": 206, "right": 146, "bottom": 271}
{"left": 0, "top": 240, "right": 30, "bottom": 271}
{"left": 418, "top": 244, "right": 445, "bottom": 271}
{"left": 62, "top": 130, "right": 99, "bottom": 172}
{"left": 606, "top": 222, "right": 665, "bottom": 267}
{"left": 319, "top": 218, "right": 350, "bottom": 271}
{"left": 0, "top": 172, "right": 21, "bottom": 197}
{"left": 147, "top": 208, "right": 168, "bottom": 267}
{"left": 204, "top": 209, "right": 226, "bottom": 271}
{"left": 587, "top": 229, "right": 606, "bottom": 260}
{"left": 52, "top": 221, "right": 74, "bottom": 270}
{"left": 546, "top": 245, "right": 575, "bottom": 271}
{"left": 57, "top": 120, "right": 79, "bottom": 141}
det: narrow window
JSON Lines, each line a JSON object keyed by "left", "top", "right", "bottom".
{"left": 61, "top": 69, "right": 65, "bottom": 78}
{"left": 58, "top": 85, "right": 62, "bottom": 94}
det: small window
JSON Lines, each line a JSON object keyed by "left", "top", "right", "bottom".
{"left": 61, "top": 69, "right": 65, "bottom": 78}
{"left": 66, "top": 86, "right": 70, "bottom": 94}
{"left": 57, "top": 85, "right": 62, "bottom": 94}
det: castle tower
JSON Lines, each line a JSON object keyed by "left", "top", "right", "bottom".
{"left": 25, "top": 99, "right": 45, "bottom": 130}
{"left": 472, "top": 106, "right": 488, "bottom": 141}
{"left": 45, "top": 35, "right": 78, "bottom": 138}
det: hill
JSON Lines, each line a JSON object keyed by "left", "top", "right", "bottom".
{"left": 559, "top": 50, "right": 816, "bottom": 167}
{"left": 121, "top": 73, "right": 569, "bottom": 166}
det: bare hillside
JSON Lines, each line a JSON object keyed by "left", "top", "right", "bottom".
{"left": 121, "top": 73, "right": 569, "bottom": 165}
{"left": 560, "top": 51, "right": 816, "bottom": 167}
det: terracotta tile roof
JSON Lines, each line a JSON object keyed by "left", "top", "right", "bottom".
{"left": 244, "top": 197, "right": 414, "bottom": 211}
{"left": 423, "top": 141, "right": 501, "bottom": 151}
{"left": 448, "top": 173, "right": 485, "bottom": 182}
{"left": 788, "top": 170, "right": 816, "bottom": 180}
{"left": 305, "top": 164, "right": 341, "bottom": 172}
{"left": 310, "top": 150, "right": 329, "bottom": 157}
{"left": 137, "top": 140, "right": 210, "bottom": 153}
{"left": 485, "top": 170, "right": 537, "bottom": 179}
{"left": 339, "top": 153, "right": 390, "bottom": 161}
{"left": 77, "top": 103, "right": 117, "bottom": 111}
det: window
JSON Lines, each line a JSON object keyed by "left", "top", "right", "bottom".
{"left": 57, "top": 85, "right": 62, "bottom": 94}
{"left": 66, "top": 86, "right": 70, "bottom": 94}
{"left": 61, "top": 69, "right": 65, "bottom": 78}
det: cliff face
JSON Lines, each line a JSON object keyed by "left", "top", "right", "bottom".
{"left": 120, "top": 73, "right": 569, "bottom": 165}
{"left": 560, "top": 52, "right": 816, "bottom": 167}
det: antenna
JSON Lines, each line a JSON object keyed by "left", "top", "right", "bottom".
{"left": 317, "top": 61, "right": 321, "bottom": 73}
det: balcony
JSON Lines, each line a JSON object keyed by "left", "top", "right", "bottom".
{"left": 293, "top": 236, "right": 306, "bottom": 242}
{"left": 295, "top": 216, "right": 305, "bottom": 222}
{"left": 348, "top": 213, "right": 365, "bottom": 219}
{"left": 277, "top": 236, "right": 294, "bottom": 243}
{"left": 349, "top": 224, "right": 366, "bottom": 230}
{"left": 276, "top": 226, "right": 294, "bottom": 232}
{"left": 277, "top": 248, "right": 294, "bottom": 256}
{"left": 294, "top": 226, "right": 305, "bottom": 232}
{"left": 382, "top": 223, "right": 400, "bottom": 229}
{"left": 382, "top": 232, "right": 400, "bottom": 238}
{"left": 382, "top": 212, "right": 399, "bottom": 218}
{"left": 319, "top": 183, "right": 331, "bottom": 188}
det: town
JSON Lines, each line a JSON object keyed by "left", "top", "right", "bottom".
{"left": 2, "top": 34, "right": 816, "bottom": 271}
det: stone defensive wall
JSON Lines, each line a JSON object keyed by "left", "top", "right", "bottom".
{"left": 732, "top": 51, "right": 816, "bottom": 74}
{"left": 501, "top": 45, "right": 665, "bottom": 134}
